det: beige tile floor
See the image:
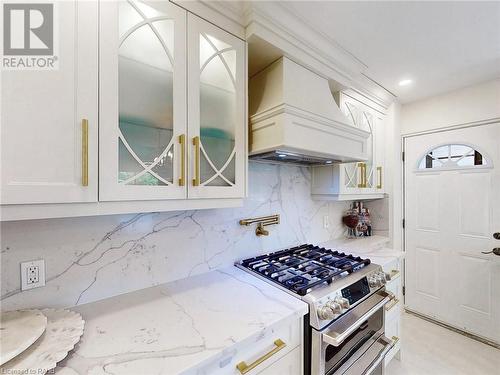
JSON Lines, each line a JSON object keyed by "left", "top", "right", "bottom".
{"left": 386, "top": 312, "right": 500, "bottom": 375}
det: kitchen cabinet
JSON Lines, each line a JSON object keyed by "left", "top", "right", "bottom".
{"left": 100, "top": 1, "right": 246, "bottom": 201}
{"left": 258, "top": 346, "right": 302, "bottom": 375}
{"left": 382, "top": 257, "right": 402, "bottom": 367}
{"left": 311, "top": 91, "right": 386, "bottom": 200}
{"left": 1, "top": 0, "right": 246, "bottom": 220}
{"left": 187, "top": 314, "right": 303, "bottom": 375}
{"left": 187, "top": 14, "right": 246, "bottom": 199}
{"left": 1, "top": 1, "right": 98, "bottom": 205}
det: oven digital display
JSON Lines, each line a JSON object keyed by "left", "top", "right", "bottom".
{"left": 341, "top": 277, "right": 370, "bottom": 304}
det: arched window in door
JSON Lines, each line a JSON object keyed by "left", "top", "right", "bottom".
{"left": 417, "top": 143, "right": 491, "bottom": 170}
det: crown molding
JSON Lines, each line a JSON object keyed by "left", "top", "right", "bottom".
{"left": 190, "top": 0, "right": 397, "bottom": 108}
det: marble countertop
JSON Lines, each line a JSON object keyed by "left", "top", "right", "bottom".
{"left": 320, "top": 236, "right": 404, "bottom": 268}
{"left": 55, "top": 267, "right": 307, "bottom": 375}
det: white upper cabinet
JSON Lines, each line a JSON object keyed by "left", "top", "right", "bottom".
{"left": 1, "top": 1, "right": 98, "bottom": 205}
{"left": 187, "top": 14, "right": 246, "bottom": 199}
{"left": 99, "top": 2, "right": 246, "bottom": 202}
{"left": 0, "top": 0, "right": 247, "bottom": 220}
{"left": 311, "top": 92, "right": 386, "bottom": 200}
{"left": 99, "top": 0, "right": 187, "bottom": 201}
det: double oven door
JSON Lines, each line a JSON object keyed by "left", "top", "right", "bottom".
{"left": 311, "top": 290, "right": 393, "bottom": 375}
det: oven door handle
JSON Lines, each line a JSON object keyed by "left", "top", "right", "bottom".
{"left": 322, "top": 292, "right": 391, "bottom": 347}
{"left": 363, "top": 335, "right": 394, "bottom": 374}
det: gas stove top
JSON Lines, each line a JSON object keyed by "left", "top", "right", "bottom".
{"left": 236, "top": 244, "right": 389, "bottom": 330}
{"left": 237, "top": 244, "right": 371, "bottom": 296}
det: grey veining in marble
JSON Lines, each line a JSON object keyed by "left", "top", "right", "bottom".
{"left": 54, "top": 267, "right": 307, "bottom": 375}
{"left": 1, "top": 163, "right": 350, "bottom": 310}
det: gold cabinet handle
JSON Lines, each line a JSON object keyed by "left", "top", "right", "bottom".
{"left": 81, "top": 119, "right": 89, "bottom": 186}
{"left": 357, "top": 163, "right": 364, "bottom": 188}
{"left": 385, "top": 297, "right": 400, "bottom": 311}
{"left": 363, "top": 163, "right": 368, "bottom": 188}
{"left": 377, "top": 166, "right": 382, "bottom": 189}
{"left": 389, "top": 269, "right": 400, "bottom": 280}
{"left": 192, "top": 136, "right": 200, "bottom": 186}
{"left": 236, "top": 339, "right": 286, "bottom": 374}
{"left": 392, "top": 336, "right": 400, "bottom": 345}
{"left": 178, "top": 134, "right": 186, "bottom": 186}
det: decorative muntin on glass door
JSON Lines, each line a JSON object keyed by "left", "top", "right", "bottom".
{"left": 340, "top": 99, "right": 376, "bottom": 193}
{"left": 187, "top": 14, "right": 246, "bottom": 199}
{"left": 99, "top": 0, "right": 187, "bottom": 201}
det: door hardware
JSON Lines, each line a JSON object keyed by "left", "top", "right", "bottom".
{"left": 482, "top": 248, "right": 500, "bottom": 256}
{"left": 493, "top": 232, "right": 500, "bottom": 240}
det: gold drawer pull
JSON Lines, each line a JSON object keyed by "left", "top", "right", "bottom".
{"left": 192, "top": 136, "right": 200, "bottom": 186}
{"left": 236, "top": 339, "right": 286, "bottom": 374}
{"left": 178, "top": 134, "right": 186, "bottom": 186}
{"left": 81, "top": 119, "right": 89, "bottom": 186}
{"left": 377, "top": 166, "right": 382, "bottom": 189}
{"left": 389, "top": 269, "right": 400, "bottom": 280}
{"left": 385, "top": 297, "right": 400, "bottom": 311}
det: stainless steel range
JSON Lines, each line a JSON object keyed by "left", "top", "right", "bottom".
{"left": 236, "top": 244, "right": 396, "bottom": 375}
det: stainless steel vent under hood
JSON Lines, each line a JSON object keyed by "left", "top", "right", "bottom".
{"left": 248, "top": 57, "right": 369, "bottom": 165}
{"left": 251, "top": 150, "right": 341, "bottom": 166}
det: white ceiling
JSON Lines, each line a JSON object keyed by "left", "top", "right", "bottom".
{"left": 284, "top": 1, "right": 500, "bottom": 103}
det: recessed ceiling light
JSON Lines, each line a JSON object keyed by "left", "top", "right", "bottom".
{"left": 398, "top": 79, "right": 413, "bottom": 87}
{"left": 278, "top": 154, "right": 287, "bottom": 158}
{"left": 325, "top": 160, "right": 333, "bottom": 164}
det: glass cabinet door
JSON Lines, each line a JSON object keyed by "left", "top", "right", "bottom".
{"left": 340, "top": 99, "right": 376, "bottom": 192}
{"left": 187, "top": 14, "right": 246, "bottom": 199}
{"left": 99, "top": 0, "right": 187, "bottom": 201}
{"left": 361, "top": 111, "right": 376, "bottom": 190}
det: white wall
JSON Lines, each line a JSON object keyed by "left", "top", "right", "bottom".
{"left": 401, "top": 79, "right": 500, "bottom": 135}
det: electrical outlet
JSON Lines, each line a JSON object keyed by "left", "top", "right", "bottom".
{"left": 21, "top": 259, "right": 45, "bottom": 291}
{"left": 323, "top": 215, "right": 330, "bottom": 229}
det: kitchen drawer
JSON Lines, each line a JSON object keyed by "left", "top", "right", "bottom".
{"left": 257, "top": 346, "right": 302, "bottom": 375}
{"left": 384, "top": 291, "right": 401, "bottom": 367}
{"left": 385, "top": 273, "right": 401, "bottom": 297}
{"left": 190, "top": 315, "right": 303, "bottom": 375}
{"left": 384, "top": 313, "right": 401, "bottom": 366}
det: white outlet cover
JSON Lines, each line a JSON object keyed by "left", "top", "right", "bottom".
{"left": 21, "top": 260, "right": 46, "bottom": 291}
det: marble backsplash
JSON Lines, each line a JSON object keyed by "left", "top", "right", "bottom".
{"left": 0, "top": 162, "right": 350, "bottom": 311}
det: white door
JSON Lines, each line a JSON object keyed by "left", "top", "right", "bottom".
{"left": 1, "top": 1, "right": 98, "bottom": 204}
{"left": 405, "top": 123, "right": 500, "bottom": 344}
{"left": 99, "top": 0, "right": 187, "bottom": 201}
{"left": 187, "top": 14, "right": 246, "bottom": 199}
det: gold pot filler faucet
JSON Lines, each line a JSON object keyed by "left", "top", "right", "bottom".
{"left": 239, "top": 215, "right": 280, "bottom": 236}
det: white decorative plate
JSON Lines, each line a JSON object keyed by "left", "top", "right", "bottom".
{"left": 0, "top": 309, "right": 85, "bottom": 375}
{"left": 0, "top": 309, "right": 47, "bottom": 365}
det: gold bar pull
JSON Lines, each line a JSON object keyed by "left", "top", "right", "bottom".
{"left": 377, "top": 166, "right": 382, "bottom": 189}
{"left": 357, "top": 163, "right": 364, "bottom": 188}
{"left": 236, "top": 339, "right": 286, "bottom": 374}
{"left": 178, "top": 134, "right": 186, "bottom": 186}
{"left": 192, "top": 136, "right": 200, "bottom": 186}
{"left": 81, "top": 119, "right": 89, "bottom": 186}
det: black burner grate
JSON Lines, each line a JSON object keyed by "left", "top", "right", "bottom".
{"left": 239, "top": 244, "right": 371, "bottom": 296}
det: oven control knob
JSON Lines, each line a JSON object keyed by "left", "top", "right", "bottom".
{"left": 377, "top": 273, "right": 387, "bottom": 285}
{"left": 338, "top": 297, "right": 350, "bottom": 310}
{"left": 317, "top": 305, "right": 335, "bottom": 320}
{"left": 326, "top": 301, "right": 343, "bottom": 314}
{"left": 368, "top": 276, "right": 379, "bottom": 288}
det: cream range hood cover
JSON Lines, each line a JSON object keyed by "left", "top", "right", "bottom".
{"left": 249, "top": 57, "right": 369, "bottom": 165}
